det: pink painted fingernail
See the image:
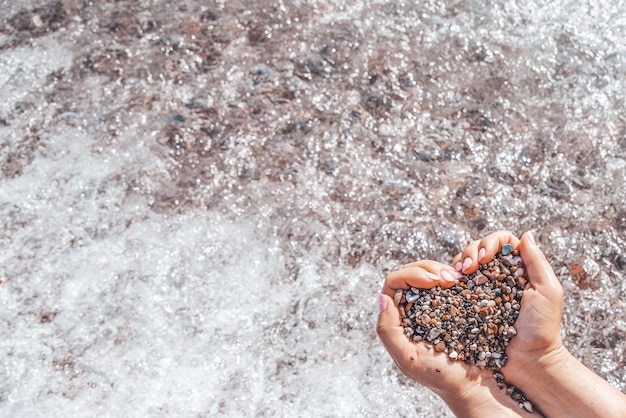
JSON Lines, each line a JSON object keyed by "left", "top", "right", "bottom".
{"left": 425, "top": 272, "right": 441, "bottom": 281}
{"left": 455, "top": 262, "right": 462, "bottom": 272}
{"left": 478, "top": 248, "right": 485, "bottom": 261}
{"left": 378, "top": 295, "right": 387, "bottom": 313}
{"left": 462, "top": 257, "right": 472, "bottom": 270}
{"left": 440, "top": 270, "right": 457, "bottom": 282}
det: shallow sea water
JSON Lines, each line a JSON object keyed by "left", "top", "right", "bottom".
{"left": 1, "top": 0, "right": 625, "bottom": 416}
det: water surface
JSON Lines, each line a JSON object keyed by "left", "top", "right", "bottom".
{"left": 1, "top": 0, "right": 625, "bottom": 416}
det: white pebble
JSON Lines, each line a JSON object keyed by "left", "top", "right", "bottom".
{"left": 449, "top": 351, "right": 458, "bottom": 360}
{"left": 507, "top": 326, "right": 517, "bottom": 336}
{"left": 406, "top": 293, "right": 420, "bottom": 302}
{"left": 522, "top": 401, "right": 533, "bottom": 412}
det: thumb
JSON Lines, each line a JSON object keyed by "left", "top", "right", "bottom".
{"left": 519, "top": 231, "right": 562, "bottom": 294}
{"left": 376, "top": 294, "right": 414, "bottom": 364}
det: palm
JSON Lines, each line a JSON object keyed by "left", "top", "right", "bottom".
{"left": 396, "top": 337, "right": 484, "bottom": 391}
{"left": 506, "top": 285, "right": 562, "bottom": 355}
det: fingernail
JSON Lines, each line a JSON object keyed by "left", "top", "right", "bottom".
{"left": 462, "top": 257, "right": 472, "bottom": 270}
{"left": 527, "top": 231, "right": 536, "bottom": 246}
{"left": 478, "top": 248, "right": 485, "bottom": 262}
{"left": 440, "top": 270, "right": 457, "bottom": 282}
{"left": 425, "top": 272, "right": 441, "bottom": 281}
{"left": 455, "top": 262, "right": 462, "bottom": 272}
{"left": 378, "top": 294, "right": 387, "bottom": 313}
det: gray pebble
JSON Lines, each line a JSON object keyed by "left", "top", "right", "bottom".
{"left": 501, "top": 244, "right": 513, "bottom": 255}
{"left": 428, "top": 328, "right": 441, "bottom": 341}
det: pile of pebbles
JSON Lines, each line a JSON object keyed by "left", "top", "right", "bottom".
{"left": 396, "top": 245, "right": 535, "bottom": 413}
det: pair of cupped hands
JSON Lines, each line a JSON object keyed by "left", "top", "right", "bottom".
{"left": 377, "top": 231, "right": 564, "bottom": 416}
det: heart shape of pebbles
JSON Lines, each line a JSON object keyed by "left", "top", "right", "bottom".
{"left": 396, "top": 244, "right": 524, "bottom": 365}
{"left": 395, "top": 244, "right": 534, "bottom": 411}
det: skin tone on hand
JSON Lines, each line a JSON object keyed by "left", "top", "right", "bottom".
{"left": 377, "top": 232, "right": 533, "bottom": 417}
{"left": 378, "top": 230, "right": 626, "bottom": 417}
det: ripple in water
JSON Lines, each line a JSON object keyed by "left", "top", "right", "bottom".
{"left": 0, "top": 0, "right": 625, "bottom": 416}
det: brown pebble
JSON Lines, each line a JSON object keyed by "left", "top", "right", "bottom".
{"left": 434, "top": 342, "right": 445, "bottom": 352}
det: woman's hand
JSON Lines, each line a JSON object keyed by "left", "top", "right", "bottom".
{"left": 377, "top": 257, "right": 533, "bottom": 417}
{"left": 453, "top": 230, "right": 626, "bottom": 418}
{"left": 451, "top": 231, "right": 565, "bottom": 385}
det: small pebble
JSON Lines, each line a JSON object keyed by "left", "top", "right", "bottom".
{"left": 406, "top": 293, "right": 420, "bottom": 302}
{"left": 474, "top": 272, "right": 488, "bottom": 285}
{"left": 501, "top": 244, "right": 513, "bottom": 256}
{"left": 394, "top": 289, "right": 403, "bottom": 305}
{"left": 522, "top": 401, "right": 534, "bottom": 412}
{"left": 428, "top": 328, "right": 441, "bottom": 341}
{"left": 449, "top": 351, "right": 458, "bottom": 360}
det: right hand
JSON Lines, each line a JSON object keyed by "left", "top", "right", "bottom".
{"left": 452, "top": 231, "right": 565, "bottom": 385}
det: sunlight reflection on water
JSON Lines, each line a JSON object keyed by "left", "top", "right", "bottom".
{"left": 1, "top": 0, "right": 625, "bottom": 416}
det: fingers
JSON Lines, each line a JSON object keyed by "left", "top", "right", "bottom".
{"left": 518, "top": 231, "right": 562, "bottom": 294}
{"left": 383, "top": 261, "right": 461, "bottom": 296}
{"left": 452, "top": 240, "right": 481, "bottom": 274}
{"left": 452, "top": 231, "right": 520, "bottom": 274}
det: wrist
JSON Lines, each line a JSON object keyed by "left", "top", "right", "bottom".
{"left": 502, "top": 343, "right": 572, "bottom": 391}
{"left": 439, "top": 371, "right": 532, "bottom": 418}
